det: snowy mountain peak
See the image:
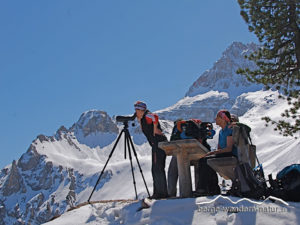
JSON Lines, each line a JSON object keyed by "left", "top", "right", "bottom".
{"left": 17, "top": 144, "right": 41, "bottom": 172}
{"left": 185, "top": 42, "right": 263, "bottom": 98}
{"left": 72, "top": 110, "right": 118, "bottom": 136}
{"left": 222, "top": 41, "right": 257, "bottom": 60}
{"left": 70, "top": 110, "right": 119, "bottom": 148}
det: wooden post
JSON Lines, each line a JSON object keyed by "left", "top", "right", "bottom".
{"left": 176, "top": 148, "right": 192, "bottom": 197}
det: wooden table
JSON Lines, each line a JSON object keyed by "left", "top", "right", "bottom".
{"left": 159, "top": 139, "right": 209, "bottom": 198}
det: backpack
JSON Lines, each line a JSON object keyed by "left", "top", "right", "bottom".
{"left": 231, "top": 163, "right": 267, "bottom": 199}
{"left": 170, "top": 119, "right": 215, "bottom": 140}
{"left": 230, "top": 122, "right": 267, "bottom": 199}
{"left": 232, "top": 122, "right": 257, "bottom": 168}
{"left": 268, "top": 164, "right": 300, "bottom": 202}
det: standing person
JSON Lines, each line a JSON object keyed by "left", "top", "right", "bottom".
{"left": 134, "top": 101, "right": 168, "bottom": 199}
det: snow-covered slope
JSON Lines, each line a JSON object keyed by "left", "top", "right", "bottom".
{"left": 156, "top": 91, "right": 233, "bottom": 121}
{"left": 232, "top": 90, "right": 300, "bottom": 175}
{"left": 44, "top": 196, "right": 300, "bottom": 225}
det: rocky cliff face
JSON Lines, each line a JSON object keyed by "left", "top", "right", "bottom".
{"left": 72, "top": 110, "right": 118, "bottom": 136}
{"left": 185, "top": 42, "right": 263, "bottom": 98}
{"left": 0, "top": 149, "right": 113, "bottom": 225}
{"left": 2, "top": 160, "right": 26, "bottom": 197}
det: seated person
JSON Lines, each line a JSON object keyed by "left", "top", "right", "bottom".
{"left": 195, "top": 110, "right": 237, "bottom": 196}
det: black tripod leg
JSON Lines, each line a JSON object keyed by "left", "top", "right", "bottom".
{"left": 124, "top": 129, "right": 127, "bottom": 160}
{"left": 125, "top": 131, "right": 138, "bottom": 199}
{"left": 128, "top": 133, "right": 151, "bottom": 198}
{"left": 87, "top": 129, "right": 124, "bottom": 203}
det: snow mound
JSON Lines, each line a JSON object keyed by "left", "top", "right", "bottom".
{"left": 44, "top": 195, "right": 300, "bottom": 225}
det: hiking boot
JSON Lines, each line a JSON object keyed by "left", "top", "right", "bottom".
{"left": 208, "top": 189, "right": 221, "bottom": 196}
{"left": 225, "top": 187, "right": 242, "bottom": 197}
{"left": 149, "top": 194, "right": 169, "bottom": 200}
{"left": 192, "top": 189, "right": 208, "bottom": 197}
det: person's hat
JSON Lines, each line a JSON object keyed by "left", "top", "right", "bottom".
{"left": 231, "top": 114, "right": 239, "bottom": 122}
{"left": 134, "top": 101, "right": 147, "bottom": 111}
{"left": 217, "top": 110, "right": 231, "bottom": 122}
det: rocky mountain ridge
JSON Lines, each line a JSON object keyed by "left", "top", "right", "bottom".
{"left": 185, "top": 42, "right": 263, "bottom": 98}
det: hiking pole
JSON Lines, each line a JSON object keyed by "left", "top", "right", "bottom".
{"left": 124, "top": 126, "right": 127, "bottom": 160}
{"left": 87, "top": 129, "right": 125, "bottom": 203}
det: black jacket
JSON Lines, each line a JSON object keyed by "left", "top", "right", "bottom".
{"left": 140, "top": 110, "right": 166, "bottom": 146}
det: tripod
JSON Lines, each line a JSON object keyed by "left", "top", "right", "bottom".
{"left": 87, "top": 121, "right": 150, "bottom": 203}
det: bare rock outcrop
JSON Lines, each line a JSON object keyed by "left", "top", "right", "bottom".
{"left": 29, "top": 161, "right": 53, "bottom": 191}
{"left": 186, "top": 42, "right": 263, "bottom": 98}
{"left": 2, "top": 160, "right": 26, "bottom": 196}
{"left": 18, "top": 145, "right": 41, "bottom": 171}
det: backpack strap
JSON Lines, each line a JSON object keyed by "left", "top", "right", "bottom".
{"left": 176, "top": 120, "right": 186, "bottom": 132}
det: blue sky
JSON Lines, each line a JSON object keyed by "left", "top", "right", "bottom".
{"left": 0, "top": 0, "right": 257, "bottom": 168}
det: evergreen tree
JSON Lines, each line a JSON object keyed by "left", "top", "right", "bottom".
{"left": 237, "top": 0, "right": 300, "bottom": 137}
